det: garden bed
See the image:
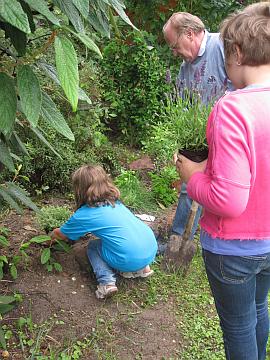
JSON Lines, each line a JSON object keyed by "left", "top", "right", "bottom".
{"left": 1, "top": 199, "right": 188, "bottom": 359}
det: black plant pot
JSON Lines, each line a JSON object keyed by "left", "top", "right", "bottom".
{"left": 179, "top": 148, "right": 208, "bottom": 163}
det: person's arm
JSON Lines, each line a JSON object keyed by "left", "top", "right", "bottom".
{"left": 51, "top": 228, "right": 68, "bottom": 242}
{"left": 186, "top": 98, "right": 251, "bottom": 218}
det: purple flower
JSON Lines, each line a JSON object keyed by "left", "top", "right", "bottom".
{"left": 165, "top": 69, "right": 172, "bottom": 84}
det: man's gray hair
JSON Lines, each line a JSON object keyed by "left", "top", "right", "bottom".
{"left": 163, "top": 12, "right": 205, "bottom": 36}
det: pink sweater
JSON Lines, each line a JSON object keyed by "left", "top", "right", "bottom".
{"left": 187, "top": 87, "right": 270, "bottom": 239}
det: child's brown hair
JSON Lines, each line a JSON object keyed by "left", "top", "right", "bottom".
{"left": 72, "top": 165, "right": 120, "bottom": 209}
{"left": 220, "top": 2, "right": 270, "bottom": 66}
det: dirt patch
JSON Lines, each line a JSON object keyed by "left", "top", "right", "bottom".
{"left": 0, "top": 200, "right": 181, "bottom": 359}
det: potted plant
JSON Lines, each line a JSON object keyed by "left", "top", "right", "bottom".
{"left": 160, "top": 90, "right": 212, "bottom": 163}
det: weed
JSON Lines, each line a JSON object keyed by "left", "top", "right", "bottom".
{"left": 114, "top": 170, "right": 158, "bottom": 212}
{"left": 36, "top": 206, "right": 72, "bottom": 233}
{"left": 150, "top": 166, "right": 178, "bottom": 207}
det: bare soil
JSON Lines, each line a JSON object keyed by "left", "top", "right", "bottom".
{"left": 0, "top": 199, "right": 183, "bottom": 360}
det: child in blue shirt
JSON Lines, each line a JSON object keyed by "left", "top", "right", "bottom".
{"left": 51, "top": 164, "right": 157, "bottom": 299}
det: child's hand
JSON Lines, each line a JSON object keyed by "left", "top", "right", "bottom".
{"left": 51, "top": 228, "right": 68, "bottom": 242}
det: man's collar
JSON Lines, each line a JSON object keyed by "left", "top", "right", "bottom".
{"left": 197, "top": 30, "right": 208, "bottom": 57}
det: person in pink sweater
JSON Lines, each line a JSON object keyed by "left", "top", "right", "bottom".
{"left": 177, "top": 2, "right": 270, "bottom": 360}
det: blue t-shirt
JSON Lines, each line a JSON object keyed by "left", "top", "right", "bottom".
{"left": 60, "top": 201, "right": 158, "bottom": 272}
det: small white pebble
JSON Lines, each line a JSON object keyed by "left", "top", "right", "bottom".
{"left": 72, "top": 277, "right": 76, "bottom": 281}
{"left": 149, "top": 323, "right": 152, "bottom": 326}
{"left": 172, "top": 340, "right": 176, "bottom": 343}
{"left": 81, "top": 285, "right": 85, "bottom": 288}
{"left": 92, "top": 327, "right": 96, "bottom": 332}
{"left": 71, "top": 291, "right": 77, "bottom": 294}
{"left": 57, "top": 280, "right": 61, "bottom": 283}
{"left": 163, "top": 338, "right": 166, "bottom": 341}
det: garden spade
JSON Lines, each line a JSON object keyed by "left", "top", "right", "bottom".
{"left": 162, "top": 200, "right": 198, "bottom": 273}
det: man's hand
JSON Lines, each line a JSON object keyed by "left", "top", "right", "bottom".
{"left": 176, "top": 154, "right": 207, "bottom": 183}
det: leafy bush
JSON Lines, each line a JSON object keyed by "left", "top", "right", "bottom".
{"left": 150, "top": 166, "right": 178, "bottom": 207}
{"left": 0, "top": 0, "right": 135, "bottom": 212}
{"left": 114, "top": 170, "right": 157, "bottom": 212}
{"left": 37, "top": 206, "right": 72, "bottom": 233}
{"left": 101, "top": 30, "right": 170, "bottom": 144}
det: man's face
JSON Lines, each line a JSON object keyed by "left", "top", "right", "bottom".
{"left": 165, "top": 26, "right": 197, "bottom": 62}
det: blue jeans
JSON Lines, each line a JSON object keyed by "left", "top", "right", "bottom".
{"left": 87, "top": 239, "right": 117, "bottom": 285}
{"left": 172, "top": 183, "right": 202, "bottom": 239}
{"left": 202, "top": 249, "right": 270, "bottom": 360}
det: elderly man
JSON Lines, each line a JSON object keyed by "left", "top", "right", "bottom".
{"left": 163, "top": 12, "right": 231, "bottom": 240}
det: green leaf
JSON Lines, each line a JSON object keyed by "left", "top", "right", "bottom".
{"left": 19, "top": 0, "right": 35, "bottom": 33}
{"left": 0, "top": 0, "right": 31, "bottom": 33}
{"left": 40, "top": 92, "right": 75, "bottom": 141}
{"left": 10, "top": 131, "right": 29, "bottom": 156}
{"left": 46, "top": 263, "right": 53, "bottom": 272}
{"left": 20, "top": 241, "right": 30, "bottom": 250}
{"left": 37, "top": 61, "right": 91, "bottom": 104}
{"left": 0, "top": 235, "right": 9, "bottom": 247}
{"left": 55, "top": 35, "right": 79, "bottom": 111}
{"left": 23, "top": 0, "right": 60, "bottom": 26}
{"left": 0, "top": 326, "right": 6, "bottom": 349}
{"left": 53, "top": 0, "right": 84, "bottom": 32}
{"left": 29, "top": 235, "right": 51, "bottom": 244}
{"left": 88, "top": 6, "right": 110, "bottom": 38}
{"left": 0, "top": 256, "right": 8, "bottom": 263}
{"left": 3, "top": 23, "right": 27, "bottom": 56}
{"left": 30, "top": 125, "right": 62, "bottom": 158}
{"left": 0, "top": 186, "right": 22, "bottom": 213}
{"left": 0, "top": 140, "right": 15, "bottom": 172}
{"left": 5, "top": 182, "right": 39, "bottom": 212}
{"left": 0, "top": 72, "right": 17, "bottom": 135}
{"left": 53, "top": 239, "right": 70, "bottom": 253}
{"left": 64, "top": 25, "right": 102, "bottom": 58}
{"left": 53, "top": 262, "right": 62, "bottom": 272}
{"left": 41, "top": 248, "right": 50, "bottom": 264}
{"left": 104, "top": 0, "right": 138, "bottom": 30}
{"left": 71, "top": 0, "right": 89, "bottom": 19}
{"left": 17, "top": 65, "right": 42, "bottom": 126}
{"left": 10, "top": 264, "right": 18, "bottom": 279}
{"left": 0, "top": 295, "right": 16, "bottom": 305}
{"left": 0, "top": 303, "right": 15, "bottom": 314}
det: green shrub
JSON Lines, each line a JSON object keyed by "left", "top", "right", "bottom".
{"left": 101, "top": 30, "right": 170, "bottom": 144}
{"left": 37, "top": 206, "right": 72, "bottom": 233}
{"left": 150, "top": 166, "right": 178, "bottom": 207}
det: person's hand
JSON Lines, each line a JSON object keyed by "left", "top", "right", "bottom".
{"left": 177, "top": 155, "right": 207, "bottom": 183}
{"left": 50, "top": 228, "right": 68, "bottom": 242}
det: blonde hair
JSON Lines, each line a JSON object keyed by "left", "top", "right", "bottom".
{"left": 72, "top": 165, "right": 120, "bottom": 209}
{"left": 163, "top": 12, "right": 205, "bottom": 36}
{"left": 220, "top": 2, "right": 270, "bottom": 66}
